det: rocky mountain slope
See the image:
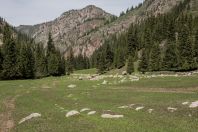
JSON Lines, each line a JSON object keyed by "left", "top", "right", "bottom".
{"left": 17, "top": 0, "right": 188, "bottom": 57}
{"left": 17, "top": 5, "right": 114, "bottom": 56}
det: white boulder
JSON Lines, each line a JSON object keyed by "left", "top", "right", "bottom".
{"left": 68, "top": 84, "right": 76, "bottom": 88}
{"left": 189, "top": 101, "right": 198, "bottom": 108}
{"left": 19, "top": 113, "right": 41, "bottom": 124}
{"left": 66, "top": 110, "right": 80, "bottom": 117}
{"left": 101, "top": 114, "right": 124, "bottom": 119}
{"left": 80, "top": 108, "right": 91, "bottom": 112}
{"left": 87, "top": 111, "right": 96, "bottom": 115}
{"left": 135, "top": 107, "right": 144, "bottom": 111}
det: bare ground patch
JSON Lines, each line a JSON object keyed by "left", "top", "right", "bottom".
{"left": 0, "top": 95, "right": 19, "bottom": 132}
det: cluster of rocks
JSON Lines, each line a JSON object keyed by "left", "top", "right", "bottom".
{"left": 66, "top": 108, "right": 97, "bottom": 118}
{"left": 66, "top": 108, "right": 124, "bottom": 119}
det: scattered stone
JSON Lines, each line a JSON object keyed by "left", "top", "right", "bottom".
{"left": 167, "top": 107, "right": 177, "bottom": 112}
{"left": 129, "top": 104, "right": 135, "bottom": 108}
{"left": 182, "top": 102, "right": 189, "bottom": 105}
{"left": 79, "top": 77, "right": 83, "bottom": 80}
{"left": 67, "top": 94, "right": 73, "bottom": 98}
{"left": 135, "top": 107, "right": 144, "bottom": 111}
{"left": 189, "top": 101, "right": 198, "bottom": 108}
{"left": 80, "top": 108, "right": 91, "bottom": 112}
{"left": 101, "top": 114, "right": 124, "bottom": 119}
{"left": 118, "top": 106, "right": 129, "bottom": 109}
{"left": 87, "top": 111, "right": 96, "bottom": 115}
{"left": 68, "top": 84, "right": 76, "bottom": 88}
{"left": 122, "top": 71, "right": 127, "bottom": 75}
{"left": 66, "top": 110, "right": 80, "bottom": 117}
{"left": 148, "top": 109, "right": 154, "bottom": 113}
{"left": 18, "top": 113, "right": 41, "bottom": 124}
{"left": 102, "top": 80, "right": 107, "bottom": 85}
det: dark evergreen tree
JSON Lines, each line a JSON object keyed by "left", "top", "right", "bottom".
{"left": 139, "top": 49, "right": 149, "bottom": 73}
{"left": 162, "top": 40, "right": 178, "bottom": 71}
{"left": 178, "top": 26, "right": 194, "bottom": 70}
{"left": 149, "top": 43, "right": 161, "bottom": 71}
{"left": 127, "top": 25, "right": 137, "bottom": 57}
{"left": 66, "top": 49, "right": 74, "bottom": 75}
{"left": 48, "top": 53, "right": 60, "bottom": 76}
{"left": 35, "top": 44, "right": 48, "bottom": 77}
{"left": 127, "top": 55, "right": 134, "bottom": 74}
{"left": 2, "top": 39, "right": 18, "bottom": 80}
{"left": 17, "top": 44, "right": 35, "bottom": 79}
{"left": 98, "top": 52, "right": 106, "bottom": 74}
{"left": 194, "top": 30, "right": 198, "bottom": 65}
{"left": 105, "top": 43, "right": 114, "bottom": 70}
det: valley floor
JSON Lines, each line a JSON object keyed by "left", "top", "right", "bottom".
{"left": 0, "top": 70, "right": 198, "bottom": 132}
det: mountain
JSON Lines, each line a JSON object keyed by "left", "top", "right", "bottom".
{"left": 17, "top": 5, "right": 115, "bottom": 56}
{"left": 17, "top": 0, "right": 197, "bottom": 57}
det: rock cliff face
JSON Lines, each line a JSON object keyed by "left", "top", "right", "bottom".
{"left": 17, "top": 0, "right": 184, "bottom": 57}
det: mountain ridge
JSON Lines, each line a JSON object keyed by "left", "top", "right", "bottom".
{"left": 17, "top": 0, "right": 186, "bottom": 57}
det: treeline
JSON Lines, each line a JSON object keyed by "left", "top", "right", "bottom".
{"left": 0, "top": 21, "right": 91, "bottom": 80}
{"left": 91, "top": 0, "right": 198, "bottom": 74}
{"left": 0, "top": 24, "right": 65, "bottom": 80}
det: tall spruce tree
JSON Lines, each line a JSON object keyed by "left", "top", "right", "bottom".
{"left": 66, "top": 49, "right": 74, "bottom": 75}
{"left": 98, "top": 52, "right": 106, "bottom": 74}
{"left": 127, "top": 26, "right": 138, "bottom": 57}
{"left": 162, "top": 40, "right": 178, "bottom": 71}
{"left": 178, "top": 26, "right": 194, "bottom": 70}
{"left": 149, "top": 43, "right": 161, "bottom": 71}
{"left": 139, "top": 49, "right": 149, "bottom": 73}
{"left": 2, "top": 39, "right": 17, "bottom": 79}
{"left": 48, "top": 53, "right": 60, "bottom": 76}
{"left": 127, "top": 55, "right": 134, "bottom": 74}
{"left": 35, "top": 44, "right": 48, "bottom": 77}
{"left": 2, "top": 24, "right": 18, "bottom": 79}
{"left": 194, "top": 30, "right": 198, "bottom": 65}
{"left": 46, "top": 33, "right": 65, "bottom": 76}
{"left": 17, "top": 44, "right": 35, "bottom": 79}
{"left": 105, "top": 43, "right": 114, "bottom": 70}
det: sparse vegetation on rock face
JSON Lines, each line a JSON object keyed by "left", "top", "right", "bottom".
{"left": 17, "top": 0, "right": 185, "bottom": 58}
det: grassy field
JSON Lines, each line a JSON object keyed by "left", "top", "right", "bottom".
{"left": 0, "top": 70, "right": 198, "bottom": 132}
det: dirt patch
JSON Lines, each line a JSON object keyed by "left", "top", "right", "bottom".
{"left": 0, "top": 95, "right": 18, "bottom": 132}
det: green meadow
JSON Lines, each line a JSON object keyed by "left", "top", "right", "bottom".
{"left": 0, "top": 69, "right": 198, "bottom": 132}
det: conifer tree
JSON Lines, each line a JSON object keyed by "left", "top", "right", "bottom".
{"left": 127, "top": 26, "right": 138, "bottom": 57}
{"left": 149, "top": 43, "right": 161, "bottom": 71}
{"left": 48, "top": 53, "right": 60, "bottom": 76}
{"left": 98, "top": 52, "right": 106, "bottom": 74}
{"left": 162, "top": 40, "right": 178, "bottom": 71}
{"left": 139, "top": 49, "right": 149, "bottom": 73}
{"left": 105, "top": 43, "right": 114, "bottom": 70}
{"left": 17, "top": 44, "right": 35, "bottom": 79}
{"left": 194, "top": 30, "right": 198, "bottom": 65}
{"left": 117, "top": 49, "right": 125, "bottom": 69}
{"left": 178, "top": 26, "right": 194, "bottom": 70}
{"left": 66, "top": 49, "right": 74, "bottom": 75}
{"left": 127, "top": 55, "right": 134, "bottom": 74}
{"left": 46, "top": 33, "right": 55, "bottom": 57}
{"left": 35, "top": 44, "right": 48, "bottom": 77}
{"left": 2, "top": 39, "right": 17, "bottom": 79}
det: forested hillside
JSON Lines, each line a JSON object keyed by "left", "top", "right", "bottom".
{"left": 91, "top": 0, "right": 198, "bottom": 74}
{"left": 0, "top": 18, "right": 67, "bottom": 80}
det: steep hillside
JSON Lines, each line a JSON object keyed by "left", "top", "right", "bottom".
{"left": 17, "top": 0, "right": 186, "bottom": 57}
{"left": 17, "top": 5, "right": 115, "bottom": 56}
